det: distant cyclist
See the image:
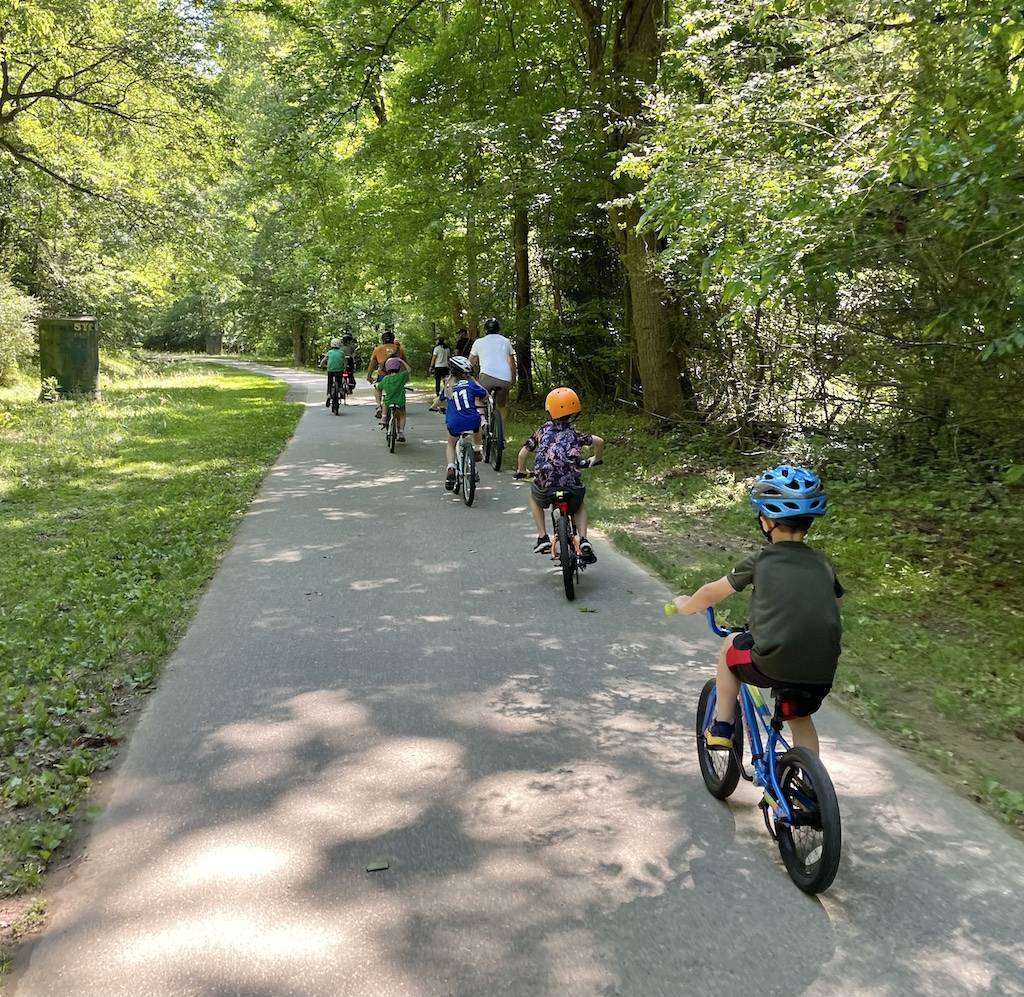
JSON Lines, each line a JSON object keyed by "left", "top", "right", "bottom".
{"left": 340, "top": 333, "right": 358, "bottom": 391}
{"left": 514, "top": 388, "right": 603, "bottom": 559}
{"left": 469, "top": 318, "right": 516, "bottom": 426}
{"left": 441, "top": 355, "right": 487, "bottom": 490}
{"left": 317, "top": 338, "right": 346, "bottom": 407}
{"left": 367, "top": 331, "right": 406, "bottom": 418}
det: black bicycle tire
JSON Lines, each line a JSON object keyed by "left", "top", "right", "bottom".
{"left": 490, "top": 406, "right": 504, "bottom": 471}
{"left": 462, "top": 441, "right": 476, "bottom": 506}
{"left": 775, "top": 747, "right": 842, "bottom": 894}
{"left": 387, "top": 413, "right": 397, "bottom": 453}
{"left": 331, "top": 390, "right": 340, "bottom": 415}
{"left": 556, "top": 511, "right": 575, "bottom": 600}
{"left": 695, "top": 679, "right": 743, "bottom": 799}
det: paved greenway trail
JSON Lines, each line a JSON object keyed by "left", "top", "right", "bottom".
{"left": 14, "top": 364, "right": 1024, "bottom": 997}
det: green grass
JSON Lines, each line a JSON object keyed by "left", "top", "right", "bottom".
{"left": 506, "top": 403, "right": 1024, "bottom": 830}
{"left": 0, "top": 359, "right": 301, "bottom": 896}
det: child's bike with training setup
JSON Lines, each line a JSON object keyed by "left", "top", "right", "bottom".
{"left": 665, "top": 605, "right": 842, "bottom": 894}
{"left": 516, "top": 458, "right": 601, "bottom": 601}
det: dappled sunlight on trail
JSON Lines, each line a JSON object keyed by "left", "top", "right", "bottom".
{"left": 14, "top": 366, "right": 1024, "bottom": 997}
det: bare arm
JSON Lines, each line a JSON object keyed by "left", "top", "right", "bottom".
{"left": 673, "top": 576, "right": 735, "bottom": 615}
{"left": 516, "top": 444, "right": 531, "bottom": 474}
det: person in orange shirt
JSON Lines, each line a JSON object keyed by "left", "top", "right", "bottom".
{"left": 367, "top": 331, "right": 407, "bottom": 418}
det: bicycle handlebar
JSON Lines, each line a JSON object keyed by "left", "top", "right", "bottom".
{"left": 663, "top": 603, "right": 738, "bottom": 638}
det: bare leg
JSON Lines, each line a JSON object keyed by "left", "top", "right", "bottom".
{"left": 527, "top": 495, "right": 546, "bottom": 535}
{"left": 576, "top": 503, "right": 588, "bottom": 537}
{"left": 714, "top": 635, "right": 741, "bottom": 726}
{"left": 446, "top": 435, "right": 457, "bottom": 466}
{"left": 397, "top": 410, "right": 407, "bottom": 431}
{"left": 787, "top": 716, "right": 820, "bottom": 755}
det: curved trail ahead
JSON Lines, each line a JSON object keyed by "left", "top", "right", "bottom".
{"left": 14, "top": 364, "right": 1024, "bottom": 997}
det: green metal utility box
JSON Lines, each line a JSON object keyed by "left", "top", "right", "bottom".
{"left": 38, "top": 317, "right": 100, "bottom": 400}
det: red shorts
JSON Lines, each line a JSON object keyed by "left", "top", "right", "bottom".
{"left": 725, "top": 631, "right": 831, "bottom": 717}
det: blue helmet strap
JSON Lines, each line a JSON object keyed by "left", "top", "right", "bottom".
{"left": 758, "top": 515, "right": 778, "bottom": 544}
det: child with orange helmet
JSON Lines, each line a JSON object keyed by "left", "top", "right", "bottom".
{"left": 514, "top": 387, "right": 604, "bottom": 557}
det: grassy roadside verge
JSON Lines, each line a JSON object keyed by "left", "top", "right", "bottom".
{"left": 0, "top": 358, "right": 301, "bottom": 920}
{"left": 505, "top": 404, "right": 1024, "bottom": 832}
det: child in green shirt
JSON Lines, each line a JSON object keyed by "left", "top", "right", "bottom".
{"left": 317, "top": 338, "right": 346, "bottom": 407}
{"left": 376, "top": 356, "right": 411, "bottom": 442}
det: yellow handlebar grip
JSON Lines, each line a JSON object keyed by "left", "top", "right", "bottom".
{"left": 664, "top": 603, "right": 678, "bottom": 617}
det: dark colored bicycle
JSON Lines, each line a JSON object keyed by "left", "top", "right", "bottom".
{"left": 516, "top": 459, "right": 601, "bottom": 601}
{"left": 482, "top": 390, "right": 505, "bottom": 472}
{"left": 381, "top": 404, "right": 399, "bottom": 453}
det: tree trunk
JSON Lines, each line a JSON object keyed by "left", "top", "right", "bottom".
{"left": 466, "top": 207, "right": 480, "bottom": 340}
{"left": 291, "top": 310, "right": 311, "bottom": 366}
{"left": 569, "top": 0, "right": 685, "bottom": 418}
{"left": 622, "top": 216, "right": 680, "bottom": 415}
{"left": 512, "top": 196, "right": 534, "bottom": 398}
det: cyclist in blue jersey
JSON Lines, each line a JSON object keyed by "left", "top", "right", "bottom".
{"left": 442, "top": 355, "right": 487, "bottom": 491}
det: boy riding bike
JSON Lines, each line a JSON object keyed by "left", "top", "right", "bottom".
{"left": 513, "top": 388, "right": 604, "bottom": 560}
{"left": 317, "top": 338, "right": 346, "bottom": 407}
{"left": 340, "top": 333, "right": 358, "bottom": 391}
{"left": 375, "top": 356, "right": 411, "bottom": 442}
{"left": 670, "top": 465, "right": 844, "bottom": 755}
{"left": 441, "top": 355, "right": 487, "bottom": 490}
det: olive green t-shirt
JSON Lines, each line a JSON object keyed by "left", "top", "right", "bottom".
{"left": 727, "top": 542, "right": 844, "bottom": 686}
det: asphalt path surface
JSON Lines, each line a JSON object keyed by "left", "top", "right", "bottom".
{"left": 13, "top": 364, "right": 1024, "bottom": 997}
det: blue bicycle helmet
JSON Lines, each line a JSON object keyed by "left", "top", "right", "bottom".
{"left": 750, "top": 464, "right": 827, "bottom": 519}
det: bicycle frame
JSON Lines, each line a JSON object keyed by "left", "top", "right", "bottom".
{"left": 702, "top": 609, "right": 796, "bottom": 827}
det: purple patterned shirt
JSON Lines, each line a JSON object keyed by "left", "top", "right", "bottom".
{"left": 523, "top": 420, "right": 593, "bottom": 489}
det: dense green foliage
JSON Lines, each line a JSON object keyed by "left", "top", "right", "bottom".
{"left": 0, "top": 360, "right": 300, "bottom": 895}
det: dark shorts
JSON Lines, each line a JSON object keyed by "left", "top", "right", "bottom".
{"left": 726, "top": 631, "right": 831, "bottom": 717}
{"left": 531, "top": 483, "right": 585, "bottom": 514}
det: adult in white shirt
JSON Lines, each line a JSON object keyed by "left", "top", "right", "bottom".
{"left": 430, "top": 337, "right": 451, "bottom": 399}
{"left": 469, "top": 317, "right": 517, "bottom": 424}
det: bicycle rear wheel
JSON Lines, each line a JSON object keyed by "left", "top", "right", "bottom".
{"left": 774, "top": 747, "right": 842, "bottom": 894}
{"left": 695, "top": 679, "right": 743, "bottom": 799}
{"left": 331, "top": 386, "right": 340, "bottom": 415}
{"left": 387, "top": 412, "right": 397, "bottom": 453}
{"left": 490, "top": 406, "right": 504, "bottom": 471}
{"left": 556, "top": 511, "right": 575, "bottom": 601}
{"left": 461, "top": 440, "right": 476, "bottom": 506}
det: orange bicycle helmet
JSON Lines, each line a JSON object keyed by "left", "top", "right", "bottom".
{"left": 545, "top": 387, "right": 582, "bottom": 420}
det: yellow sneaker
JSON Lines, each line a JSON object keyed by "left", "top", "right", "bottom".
{"left": 704, "top": 721, "right": 735, "bottom": 750}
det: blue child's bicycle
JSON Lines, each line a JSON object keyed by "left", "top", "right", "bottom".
{"left": 677, "top": 606, "right": 842, "bottom": 894}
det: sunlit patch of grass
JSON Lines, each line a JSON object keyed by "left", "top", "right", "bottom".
{"left": 0, "top": 362, "right": 301, "bottom": 895}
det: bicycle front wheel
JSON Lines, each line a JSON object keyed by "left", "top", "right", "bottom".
{"left": 774, "top": 747, "right": 842, "bottom": 894}
{"left": 490, "top": 407, "right": 504, "bottom": 471}
{"left": 695, "top": 679, "right": 743, "bottom": 799}
{"left": 461, "top": 441, "right": 476, "bottom": 506}
{"left": 556, "top": 511, "right": 575, "bottom": 600}
{"left": 387, "top": 413, "right": 397, "bottom": 453}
